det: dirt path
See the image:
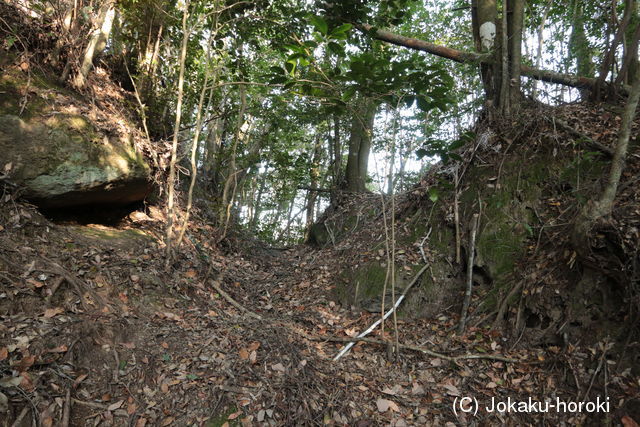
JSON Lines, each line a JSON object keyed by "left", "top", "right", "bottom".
{"left": 1, "top": 208, "right": 637, "bottom": 426}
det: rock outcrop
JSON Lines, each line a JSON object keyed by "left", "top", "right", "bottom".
{"left": 0, "top": 62, "right": 152, "bottom": 208}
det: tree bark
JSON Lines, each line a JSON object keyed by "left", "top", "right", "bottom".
{"left": 73, "top": 0, "right": 116, "bottom": 88}
{"left": 164, "top": 3, "right": 190, "bottom": 267}
{"left": 306, "top": 134, "right": 322, "bottom": 231}
{"left": 507, "top": 0, "right": 524, "bottom": 106}
{"left": 594, "top": 0, "right": 635, "bottom": 98}
{"left": 616, "top": 22, "right": 640, "bottom": 87}
{"left": 343, "top": 98, "right": 376, "bottom": 192}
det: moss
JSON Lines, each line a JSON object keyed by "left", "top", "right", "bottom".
{"left": 337, "top": 263, "right": 388, "bottom": 305}
{"left": 206, "top": 407, "right": 241, "bottom": 427}
{"left": 71, "top": 225, "right": 154, "bottom": 242}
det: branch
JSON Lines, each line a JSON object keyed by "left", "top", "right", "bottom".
{"left": 209, "top": 276, "right": 262, "bottom": 320}
{"left": 357, "top": 23, "right": 625, "bottom": 92}
{"left": 297, "top": 186, "right": 333, "bottom": 193}
{"left": 304, "top": 333, "right": 519, "bottom": 363}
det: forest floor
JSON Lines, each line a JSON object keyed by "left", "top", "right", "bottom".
{"left": 1, "top": 190, "right": 638, "bottom": 427}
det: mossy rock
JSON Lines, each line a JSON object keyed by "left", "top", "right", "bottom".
{"left": 0, "top": 68, "right": 151, "bottom": 208}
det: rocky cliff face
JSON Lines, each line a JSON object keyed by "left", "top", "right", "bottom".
{"left": 0, "top": 59, "right": 152, "bottom": 208}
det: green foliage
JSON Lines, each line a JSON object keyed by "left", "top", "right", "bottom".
{"left": 416, "top": 130, "right": 474, "bottom": 164}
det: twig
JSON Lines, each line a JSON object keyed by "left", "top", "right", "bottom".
{"left": 419, "top": 228, "right": 432, "bottom": 264}
{"left": 582, "top": 340, "right": 609, "bottom": 401}
{"left": 307, "top": 334, "right": 519, "bottom": 363}
{"left": 10, "top": 407, "right": 29, "bottom": 427}
{"left": 209, "top": 276, "right": 262, "bottom": 320}
{"left": 39, "top": 257, "right": 107, "bottom": 311}
{"left": 112, "top": 349, "right": 120, "bottom": 382}
{"left": 61, "top": 389, "right": 71, "bottom": 427}
{"left": 454, "top": 168, "right": 461, "bottom": 264}
{"left": 458, "top": 214, "right": 479, "bottom": 334}
{"left": 46, "top": 276, "right": 65, "bottom": 303}
{"left": 71, "top": 399, "right": 107, "bottom": 410}
{"left": 333, "top": 264, "right": 429, "bottom": 361}
{"left": 492, "top": 280, "right": 523, "bottom": 329}
{"left": 546, "top": 116, "right": 614, "bottom": 157}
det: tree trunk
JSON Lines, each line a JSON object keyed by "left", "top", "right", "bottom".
{"left": 616, "top": 22, "right": 640, "bottom": 87}
{"left": 73, "top": 0, "right": 116, "bottom": 88}
{"left": 343, "top": 98, "right": 376, "bottom": 192}
{"left": 507, "top": 0, "right": 524, "bottom": 106}
{"left": 595, "top": 0, "right": 635, "bottom": 99}
{"left": 219, "top": 84, "right": 247, "bottom": 226}
{"left": 532, "top": 0, "right": 553, "bottom": 100}
{"left": 164, "top": 3, "right": 190, "bottom": 267}
{"left": 306, "top": 134, "right": 322, "bottom": 231}
{"left": 472, "top": 0, "right": 498, "bottom": 105}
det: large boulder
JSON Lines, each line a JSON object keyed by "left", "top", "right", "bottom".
{"left": 0, "top": 67, "right": 152, "bottom": 208}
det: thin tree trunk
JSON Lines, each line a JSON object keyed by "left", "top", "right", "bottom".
{"left": 616, "top": 23, "right": 640, "bottom": 87}
{"left": 508, "top": 0, "right": 524, "bottom": 106}
{"left": 164, "top": 3, "right": 190, "bottom": 268}
{"left": 219, "top": 84, "right": 247, "bottom": 226}
{"left": 73, "top": 0, "right": 116, "bottom": 88}
{"left": 572, "top": 66, "right": 640, "bottom": 250}
{"left": 499, "top": 1, "right": 509, "bottom": 114}
{"left": 595, "top": 0, "right": 635, "bottom": 98}
{"left": 333, "top": 114, "right": 341, "bottom": 189}
{"left": 532, "top": 0, "right": 553, "bottom": 100}
{"left": 458, "top": 214, "right": 479, "bottom": 335}
{"left": 306, "top": 134, "right": 322, "bottom": 231}
{"left": 175, "top": 52, "right": 215, "bottom": 248}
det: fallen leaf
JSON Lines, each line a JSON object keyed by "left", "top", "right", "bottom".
{"left": 108, "top": 400, "right": 124, "bottom": 411}
{"left": 43, "top": 307, "right": 64, "bottom": 318}
{"left": 0, "top": 348, "right": 7, "bottom": 361}
{"left": 0, "top": 376, "right": 22, "bottom": 388}
{"left": 622, "top": 416, "right": 639, "bottom": 427}
{"left": 239, "top": 349, "right": 249, "bottom": 360}
{"left": 228, "top": 410, "right": 242, "bottom": 420}
{"left": 0, "top": 392, "right": 7, "bottom": 413}
{"left": 47, "top": 345, "right": 68, "bottom": 353}
{"left": 271, "top": 363, "right": 285, "bottom": 372}
{"left": 135, "top": 417, "right": 147, "bottom": 427}
{"left": 161, "top": 383, "right": 169, "bottom": 393}
{"left": 249, "top": 350, "right": 257, "bottom": 364}
{"left": 16, "top": 355, "right": 35, "bottom": 371}
{"left": 73, "top": 374, "right": 88, "bottom": 389}
{"left": 442, "top": 384, "right": 460, "bottom": 396}
{"left": 161, "top": 416, "right": 174, "bottom": 426}
{"left": 127, "top": 402, "right": 137, "bottom": 415}
{"left": 376, "top": 398, "right": 399, "bottom": 413}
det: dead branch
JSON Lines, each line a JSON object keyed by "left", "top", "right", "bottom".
{"left": 209, "top": 276, "right": 262, "bottom": 320}
{"left": 39, "top": 257, "right": 107, "bottom": 312}
{"left": 357, "top": 23, "right": 626, "bottom": 93}
{"left": 61, "top": 389, "right": 71, "bottom": 427}
{"left": 10, "top": 407, "right": 29, "bottom": 427}
{"left": 546, "top": 116, "right": 614, "bottom": 157}
{"left": 305, "top": 334, "right": 519, "bottom": 364}
{"left": 333, "top": 264, "right": 429, "bottom": 360}
{"left": 458, "top": 213, "right": 479, "bottom": 334}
